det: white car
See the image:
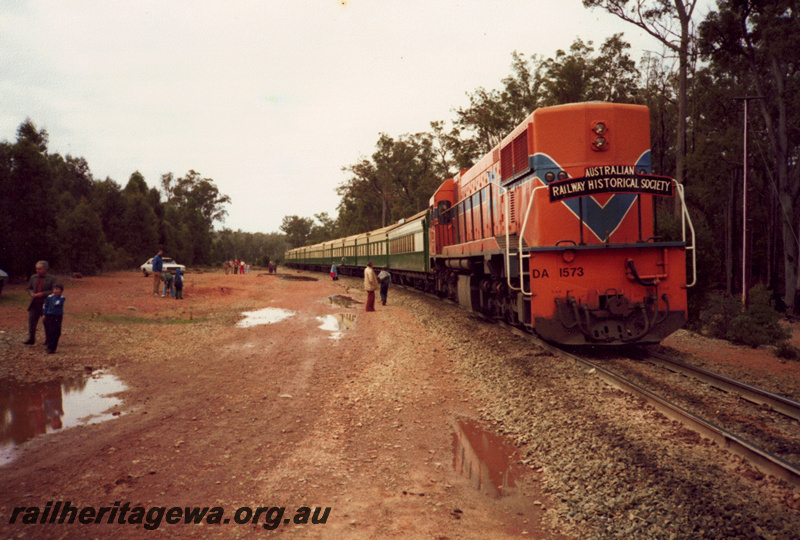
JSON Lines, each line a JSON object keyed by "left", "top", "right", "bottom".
{"left": 140, "top": 258, "right": 186, "bottom": 277}
{"left": 0, "top": 268, "right": 7, "bottom": 295}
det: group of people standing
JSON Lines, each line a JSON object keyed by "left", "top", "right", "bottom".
{"left": 23, "top": 260, "right": 64, "bottom": 354}
{"left": 332, "top": 261, "right": 393, "bottom": 311}
{"left": 363, "top": 262, "right": 391, "bottom": 311}
{"left": 223, "top": 259, "right": 277, "bottom": 274}
{"left": 223, "top": 259, "right": 253, "bottom": 275}
{"left": 20, "top": 253, "right": 390, "bottom": 355}
{"left": 151, "top": 250, "right": 184, "bottom": 300}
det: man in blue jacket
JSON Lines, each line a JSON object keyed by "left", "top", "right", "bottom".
{"left": 152, "top": 249, "right": 164, "bottom": 295}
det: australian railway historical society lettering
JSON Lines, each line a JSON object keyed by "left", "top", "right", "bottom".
{"left": 548, "top": 165, "right": 674, "bottom": 202}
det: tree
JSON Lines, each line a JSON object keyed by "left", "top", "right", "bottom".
{"left": 583, "top": 0, "right": 702, "bottom": 207}
{"left": 307, "top": 212, "right": 338, "bottom": 245}
{"left": 699, "top": 0, "right": 800, "bottom": 313}
{"left": 280, "top": 215, "right": 314, "bottom": 249}
{"left": 121, "top": 193, "right": 159, "bottom": 261}
{"left": 336, "top": 132, "right": 443, "bottom": 234}
{"left": 454, "top": 39, "right": 641, "bottom": 158}
{"left": 0, "top": 120, "right": 58, "bottom": 276}
{"left": 170, "top": 170, "right": 231, "bottom": 228}
{"left": 543, "top": 36, "right": 642, "bottom": 106}
{"left": 454, "top": 51, "right": 545, "bottom": 152}
{"left": 337, "top": 158, "right": 384, "bottom": 234}
{"left": 123, "top": 171, "right": 148, "bottom": 196}
{"left": 163, "top": 170, "right": 231, "bottom": 264}
{"left": 58, "top": 198, "right": 106, "bottom": 274}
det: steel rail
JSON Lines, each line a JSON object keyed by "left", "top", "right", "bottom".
{"left": 639, "top": 350, "right": 800, "bottom": 422}
{"left": 499, "top": 325, "right": 800, "bottom": 490}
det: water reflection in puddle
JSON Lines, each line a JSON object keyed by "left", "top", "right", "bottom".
{"left": 1, "top": 372, "right": 126, "bottom": 464}
{"left": 329, "top": 295, "right": 361, "bottom": 308}
{"left": 316, "top": 313, "right": 357, "bottom": 339}
{"left": 237, "top": 307, "right": 296, "bottom": 328}
{"left": 452, "top": 419, "right": 521, "bottom": 498}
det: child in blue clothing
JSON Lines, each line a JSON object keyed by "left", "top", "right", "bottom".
{"left": 43, "top": 283, "right": 65, "bottom": 354}
{"left": 161, "top": 271, "right": 175, "bottom": 298}
{"left": 173, "top": 268, "right": 184, "bottom": 299}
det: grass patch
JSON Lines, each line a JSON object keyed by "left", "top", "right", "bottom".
{"left": 0, "top": 292, "right": 30, "bottom": 306}
{"left": 75, "top": 314, "right": 207, "bottom": 325}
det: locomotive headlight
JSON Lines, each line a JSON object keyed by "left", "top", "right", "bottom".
{"left": 593, "top": 122, "right": 606, "bottom": 134}
{"left": 593, "top": 136, "right": 608, "bottom": 150}
{"left": 545, "top": 172, "right": 555, "bottom": 182}
{"left": 562, "top": 250, "right": 576, "bottom": 263}
{"left": 557, "top": 171, "right": 568, "bottom": 180}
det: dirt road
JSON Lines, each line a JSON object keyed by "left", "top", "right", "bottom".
{"left": 0, "top": 270, "right": 558, "bottom": 539}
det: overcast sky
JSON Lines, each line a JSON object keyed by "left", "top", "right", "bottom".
{"left": 0, "top": 0, "right": 706, "bottom": 234}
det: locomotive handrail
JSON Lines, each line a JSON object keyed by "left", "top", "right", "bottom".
{"left": 491, "top": 175, "right": 523, "bottom": 294}
{"left": 675, "top": 181, "right": 697, "bottom": 288}
{"left": 515, "top": 180, "right": 697, "bottom": 292}
{"left": 519, "top": 186, "right": 549, "bottom": 296}
{"left": 489, "top": 173, "right": 527, "bottom": 295}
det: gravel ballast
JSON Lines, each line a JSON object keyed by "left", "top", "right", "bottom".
{"left": 393, "top": 288, "right": 800, "bottom": 539}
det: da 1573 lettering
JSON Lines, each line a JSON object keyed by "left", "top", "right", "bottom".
{"left": 558, "top": 267, "right": 584, "bottom": 277}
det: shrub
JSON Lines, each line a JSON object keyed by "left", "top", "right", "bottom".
{"left": 775, "top": 341, "right": 799, "bottom": 361}
{"left": 726, "top": 285, "right": 790, "bottom": 348}
{"left": 698, "top": 292, "right": 743, "bottom": 339}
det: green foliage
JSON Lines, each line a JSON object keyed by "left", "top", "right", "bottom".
{"left": 0, "top": 118, "right": 231, "bottom": 278}
{"left": 0, "top": 120, "right": 59, "bottom": 277}
{"left": 336, "top": 132, "right": 448, "bottom": 235}
{"left": 306, "top": 212, "right": 338, "bottom": 245}
{"left": 726, "top": 285, "right": 790, "bottom": 348}
{"left": 211, "top": 228, "right": 286, "bottom": 265}
{"left": 699, "top": 0, "right": 800, "bottom": 313}
{"left": 542, "top": 35, "right": 640, "bottom": 105}
{"left": 104, "top": 245, "right": 135, "bottom": 271}
{"left": 280, "top": 215, "right": 314, "bottom": 249}
{"left": 58, "top": 198, "right": 107, "bottom": 274}
{"left": 698, "top": 292, "right": 743, "bottom": 340}
{"left": 775, "top": 341, "right": 799, "bottom": 361}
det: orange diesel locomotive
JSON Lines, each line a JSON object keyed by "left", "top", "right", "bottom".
{"left": 286, "top": 102, "right": 696, "bottom": 345}
{"left": 429, "top": 102, "right": 695, "bottom": 344}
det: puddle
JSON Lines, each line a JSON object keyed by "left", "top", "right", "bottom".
{"left": 1, "top": 372, "right": 126, "bottom": 464}
{"left": 329, "top": 295, "right": 361, "bottom": 308}
{"left": 316, "top": 313, "right": 357, "bottom": 339}
{"left": 452, "top": 419, "right": 521, "bottom": 498}
{"left": 279, "top": 275, "right": 318, "bottom": 282}
{"left": 237, "top": 307, "right": 296, "bottom": 328}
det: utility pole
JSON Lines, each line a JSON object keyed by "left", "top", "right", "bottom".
{"left": 734, "top": 96, "right": 763, "bottom": 308}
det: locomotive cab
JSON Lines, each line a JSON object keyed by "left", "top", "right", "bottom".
{"left": 429, "top": 176, "right": 457, "bottom": 255}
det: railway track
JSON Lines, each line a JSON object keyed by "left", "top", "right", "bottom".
{"left": 495, "top": 321, "right": 800, "bottom": 490}
{"left": 634, "top": 349, "right": 800, "bottom": 423}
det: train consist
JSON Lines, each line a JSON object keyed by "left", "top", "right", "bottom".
{"left": 285, "top": 102, "right": 696, "bottom": 344}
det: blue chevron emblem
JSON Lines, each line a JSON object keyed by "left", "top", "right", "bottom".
{"left": 532, "top": 152, "right": 651, "bottom": 241}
